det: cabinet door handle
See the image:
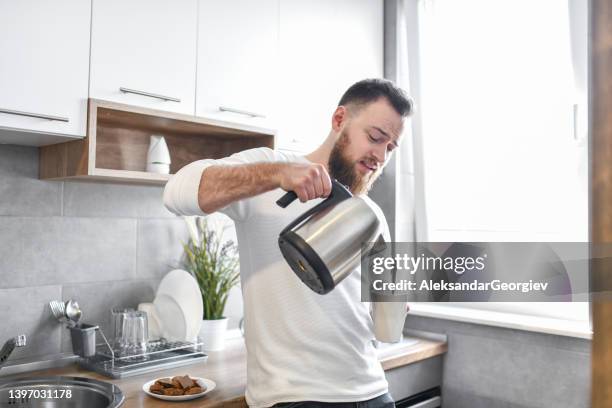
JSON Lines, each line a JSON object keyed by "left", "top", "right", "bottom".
{"left": 219, "top": 106, "right": 266, "bottom": 118}
{"left": 119, "top": 87, "right": 181, "bottom": 103}
{"left": 0, "top": 108, "right": 69, "bottom": 122}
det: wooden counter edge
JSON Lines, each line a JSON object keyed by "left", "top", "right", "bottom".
{"left": 380, "top": 339, "right": 448, "bottom": 371}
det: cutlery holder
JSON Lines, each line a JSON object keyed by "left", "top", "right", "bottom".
{"left": 69, "top": 323, "right": 99, "bottom": 357}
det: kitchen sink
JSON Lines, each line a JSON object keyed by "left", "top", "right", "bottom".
{"left": 0, "top": 376, "right": 124, "bottom": 407}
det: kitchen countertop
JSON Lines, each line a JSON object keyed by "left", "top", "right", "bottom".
{"left": 8, "top": 336, "right": 447, "bottom": 407}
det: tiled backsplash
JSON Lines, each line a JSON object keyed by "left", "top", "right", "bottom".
{"left": 0, "top": 144, "right": 241, "bottom": 362}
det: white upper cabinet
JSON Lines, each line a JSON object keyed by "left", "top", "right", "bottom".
{"left": 277, "top": 0, "right": 383, "bottom": 152}
{"left": 0, "top": 0, "right": 90, "bottom": 142}
{"left": 89, "top": 0, "right": 197, "bottom": 115}
{"left": 196, "top": 0, "right": 279, "bottom": 130}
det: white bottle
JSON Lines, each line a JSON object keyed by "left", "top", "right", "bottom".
{"left": 146, "top": 135, "right": 171, "bottom": 174}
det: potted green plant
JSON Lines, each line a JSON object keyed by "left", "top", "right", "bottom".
{"left": 182, "top": 216, "right": 240, "bottom": 350}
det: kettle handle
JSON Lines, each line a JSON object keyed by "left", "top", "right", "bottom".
{"left": 276, "top": 191, "right": 299, "bottom": 208}
{"left": 277, "top": 179, "right": 352, "bottom": 234}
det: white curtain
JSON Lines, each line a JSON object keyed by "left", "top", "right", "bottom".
{"left": 394, "top": 0, "right": 423, "bottom": 243}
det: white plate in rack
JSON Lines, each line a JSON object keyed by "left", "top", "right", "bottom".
{"left": 153, "top": 293, "right": 187, "bottom": 341}
{"left": 156, "top": 269, "right": 203, "bottom": 341}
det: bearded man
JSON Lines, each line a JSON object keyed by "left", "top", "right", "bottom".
{"left": 164, "top": 78, "right": 413, "bottom": 408}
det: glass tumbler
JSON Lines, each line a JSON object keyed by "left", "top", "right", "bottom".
{"left": 111, "top": 307, "right": 133, "bottom": 351}
{"left": 120, "top": 310, "right": 148, "bottom": 356}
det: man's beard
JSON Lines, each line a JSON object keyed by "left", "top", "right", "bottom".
{"left": 328, "top": 131, "right": 384, "bottom": 195}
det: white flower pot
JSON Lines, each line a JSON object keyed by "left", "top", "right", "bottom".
{"left": 199, "top": 317, "right": 228, "bottom": 351}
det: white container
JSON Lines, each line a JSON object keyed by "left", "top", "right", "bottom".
{"left": 146, "top": 135, "right": 171, "bottom": 174}
{"left": 199, "top": 317, "right": 228, "bottom": 351}
{"left": 372, "top": 301, "right": 408, "bottom": 343}
{"left": 146, "top": 163, "right": 170, "bottom": 174}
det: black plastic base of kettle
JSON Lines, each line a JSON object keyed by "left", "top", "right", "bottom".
{"left": 278, "top": 231, "right": 336, "bottom": 295}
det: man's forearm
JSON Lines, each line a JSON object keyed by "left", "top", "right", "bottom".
{"left": 198, "top": 162, "right": 283, "bottom": 213}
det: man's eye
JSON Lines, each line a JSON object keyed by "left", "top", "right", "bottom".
{"left": 368, "top": 134, "right": 381, "bottom": 143}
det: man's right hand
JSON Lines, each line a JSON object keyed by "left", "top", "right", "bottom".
{"left": 278, "top": 163, "right": 332, "bottom": 203}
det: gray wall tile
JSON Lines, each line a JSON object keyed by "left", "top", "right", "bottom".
{"left": 3, "top": 216, "right": 137, "bottom": 288}
{"left": 136, "top": 218, "right": 188, "bottom": 279}
{"left": 0, "top": 285, "right": 62, "bottom": 361}
{"left": 19, "top": 217, "right": 137, "bottom": 287}
{"left": 63, "top": 182, "right": 174, "bottom": 218}
{"left": 0, "top": 217, "right": 23, "bottom": 279}
{"left": 404, "top": 315, "right": 591, "bottom": 408}
{"left": 0, "top": 145, "right": 61, "bottom": 216}
{"left": 60, "top": 279, "right": 159, "bottom": 353}
{"left": 443, "top": 332, "right": 589, "bottom": 408}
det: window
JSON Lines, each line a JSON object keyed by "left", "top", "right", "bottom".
{"left": 398, "top": 0, "right": 589, "bottom": 331}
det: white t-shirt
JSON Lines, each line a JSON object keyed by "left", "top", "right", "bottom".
{"left": 163, "top": 147, "right": 389, "bottom": 407}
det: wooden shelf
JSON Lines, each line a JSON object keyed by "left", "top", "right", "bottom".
{"left": 39, "top": 99, "right": 275, "bottom": 185}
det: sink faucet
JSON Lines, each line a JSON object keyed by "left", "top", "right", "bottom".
{"left": 0, "top": 335, "right": 26, "bottom": 369}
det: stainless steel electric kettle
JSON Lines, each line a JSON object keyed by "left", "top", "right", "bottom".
{"left": 277, "top": 180, "right": 384, "bottom": 294}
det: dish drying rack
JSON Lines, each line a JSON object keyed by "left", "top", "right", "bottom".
{"left": 78, "top": 328, "right": 208, "bottom": 378}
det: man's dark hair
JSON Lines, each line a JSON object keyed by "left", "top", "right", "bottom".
{"left": 338, "top": 78, "right": 413, "bottom": 117}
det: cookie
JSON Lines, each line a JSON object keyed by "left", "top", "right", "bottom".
{"left": 156, "top": 378, "right": 174, "bottom": 388}
{"left": 163, "top": 388, "right": 184, "bottom": 396}
{"left": 177, "top": 375, "right": 197, "bottom": 389}
{"left": 149, "top": 383, "right": 164, "bottom": 394}
{"left": 184, "top": 386, "right": 204, "bottom": 395}
{"left": 171, "top": 377, "right": 183, "bottom": 389}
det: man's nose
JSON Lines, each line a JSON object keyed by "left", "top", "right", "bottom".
{"left": 372, "top": 145, "right": 387, "bottom": 163}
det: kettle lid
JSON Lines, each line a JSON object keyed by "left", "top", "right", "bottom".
{"left": 278, "top": 230, "right": 335, "bottom": 294}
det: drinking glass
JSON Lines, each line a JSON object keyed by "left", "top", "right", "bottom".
{"left": 111, "top": 307, "right": 133, "bottom": 351}
{"left": 120, "top": 310, "right": 148, "bottom": 356}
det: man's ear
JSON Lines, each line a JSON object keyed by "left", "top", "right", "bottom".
{"left": 331, "top": 105, "right": 348, "bottom": 132}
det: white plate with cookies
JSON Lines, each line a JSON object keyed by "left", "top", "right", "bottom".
{"left": 143, "top": 375, "right": 216, "bottom": 401}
